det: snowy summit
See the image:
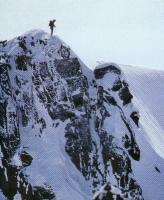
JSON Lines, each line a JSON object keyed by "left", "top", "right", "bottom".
{"left": 0, "top": 30, "right": 164, "bottom": 200}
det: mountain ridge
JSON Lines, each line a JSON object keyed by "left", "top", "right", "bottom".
{"left": 0, "top": 30, "right": 164, "bottom": 200}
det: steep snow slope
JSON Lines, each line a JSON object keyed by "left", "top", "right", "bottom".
{"left": 122, "top": 65, "right": 164, "bottom": 129}
{"left": 0, "top": 30, "right": 164, "bottom": 200}
{"left": 120, "top": 65, "right": 164, "bottom": 200}
{"left": 93, "top": 63, "right": 164, "bottom": 200}
{"left": 121, "top": 65, "right": 164, "bottom": 158}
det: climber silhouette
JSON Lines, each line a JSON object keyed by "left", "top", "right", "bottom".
{"left": 49, "top": 19, "right": 56, "bottom": 36}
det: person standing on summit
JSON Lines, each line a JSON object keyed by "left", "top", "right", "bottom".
{"left": 49, "top": 19, "right": 56, "bottom": 36}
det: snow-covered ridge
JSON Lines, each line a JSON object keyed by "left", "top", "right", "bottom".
{"left": 0, "top": 30, "right": 164, "bottom": 200}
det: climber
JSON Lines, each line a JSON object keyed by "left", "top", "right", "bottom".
{"left": 49, "top": 19, "right": 56, "bottom": 36}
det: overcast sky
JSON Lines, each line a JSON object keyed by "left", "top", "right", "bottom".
{"left": 0, "top": 0, "right": 164, "bottom": 70}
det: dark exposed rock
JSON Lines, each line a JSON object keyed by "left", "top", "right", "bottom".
{"left": 0, "top": 164, "right": 19, "bottom": 200}
{"left": 120, "top": 111, "right": 140, "bottom": 161}
{"left": 39, "top": 39, "right": 47, "bottom": 45}
{"left": 20, "top": 151, "right": 33, "bottom": 166}
{"left": 93, "top": 183, "right": 124, "bottom": 200}
{"left": 93, "top": 180, "right": 143, "bottom": 200}
{"left": 31, "top": 41, "right": 35, "bottom": 46}
{"left": 0, "top": 64, "right": 11, "bottom": 95}
{"left": 32, "top": 186, "right": 55, "bottom": 200}
{"left": 119, "top": 86, "right": 133, "bottom": 105}
{"left": 91, "top": 75, "right": 142, "bottom": 198}
{"left": 66, "top": 75, "right": 88, "bottom": 93}
{"left": 37, "top": 117, "right": 46, "bottom": 129}
{"left": 94, "top": 64, "right": 121, "bottom": 79}
{"left": 97, "top": 86, "right": 104, "bottom": 107}
{"left": 48, "top": 104, "right": 75, "bottom": 121}
{"left": 58, "top": 45, "right": 70, "bottom": 59}
{"left": 55, "top": 58, "right": 81, "bottom": 78}
{"left": 112, "top": 79, "right": 122, "bottom": 91}
{"left": 17, "top": 37, "right": 27, "bottom": 52}
{"left": 39, "top": 62, "right": 51, "bottom": 80}
{"left": 0, "top": 164, "right": 55, "bottom": 200}
{"left": 130, "top": 111, "right": 139, "bottom": 126}
{"left": 72, "top": 93, "right": 84, "bottom": 107}
{"left": 15, "top": 55, "right": 31, "bottom": 71}
{"left": 0, "top": 101, "right": 20, "bottom": 160}
{"left": 0, "top": 101, "right": 7, "bottom": 128}
{"left": 105, "top": 95, "right": 117, "bottom": 106}
{"left": 65, "top": 116, "right": 93, "bottom": 178}
{"left": 21, "top": 106, "right": 29, "bottom": 127}
{"left": 15, "top": 76, "right": 21, "bottom": 88}
{"left": 155, "top": 166, "right": 161, "bottom": 173}
{"left": 0, "top": 40, "right": 7, "bottom": 47}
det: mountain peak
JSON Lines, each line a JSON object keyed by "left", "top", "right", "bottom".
{"left": 0, "top": 30, "right": 164, "bottom": 200}
{"left": 7, "top": 29, "right": 58, "bottom": 43}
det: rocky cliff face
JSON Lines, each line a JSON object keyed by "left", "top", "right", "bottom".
{"left": 0, "top": 30, "right": 163, "bottom": 200}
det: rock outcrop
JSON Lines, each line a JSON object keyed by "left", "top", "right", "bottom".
{"left": 1, "top": 30, "right": 162, "bottom": 200}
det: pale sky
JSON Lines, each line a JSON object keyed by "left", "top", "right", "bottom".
{"left": 0, "top": 0, "right": 164, "bottom": 70}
